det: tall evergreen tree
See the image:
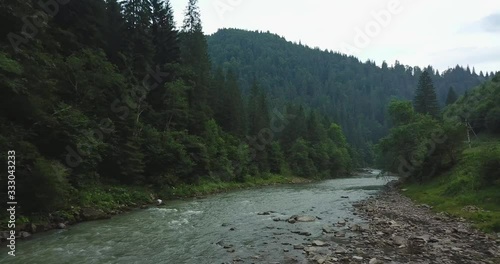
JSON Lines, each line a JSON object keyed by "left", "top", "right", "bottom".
{"left": 414, "top": 71, "right": 440, "bottom": 117}
{"left": 121, "top": 0, "right": 154, "bottom": 77}
{"left": 445, "top": 86, "right": 458, "bottom": 106}
{"left": 220, "top": 69, "right": 245, "bottom": 136}
{"left": 104, "top": 0, "right": 126, "bottom": 65}
{"left": 181, "top": 0, "right": 212, "bottom": 134}
{"left": 151, "top": 0, "right": 180, "bottom": 65}
{"left": 247, "top": 80, "right": 270, "bottom": 135}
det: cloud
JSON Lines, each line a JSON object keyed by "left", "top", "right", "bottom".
{"left": 481, "top": 13, "right": 500, "bottom": 32}
{"left": 461, "top": 13, "right": 500, "bottom": 33}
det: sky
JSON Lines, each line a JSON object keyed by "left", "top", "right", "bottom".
{"left": 171, "top": 0, "right": 500, "bottom": 73}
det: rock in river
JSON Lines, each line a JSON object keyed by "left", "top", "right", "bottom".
{"left": 288, "top": 215, "right": 316, "bottom": 223}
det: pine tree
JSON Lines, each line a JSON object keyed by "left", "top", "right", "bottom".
{"left": 445, "top": 86, "right": 458, "bottom": 106}
{"left": 151, "top": 0, "right": 180, "bottom": 65}
{"left": 53, "top": 0, "right": 108, "bottom": 51}
{"left": 221, "top": 69, "right": 245, "bottom": 136}
{"left": 414, "top": 71, "right": 440, "bottom": 117}
{"left": 147, "top": 0, "right": 181, "bottom": 118}
{"left": 104, "top": 0, "right": 126, "bottom": 65}
{"left": 247, "top": 80, "right": 270, "bottom": 135}
{"left": 121, "top": 0, "right": 154, "bottom": 77}
{"left": 181, "top": 0, "right": 212, "bottom": 134}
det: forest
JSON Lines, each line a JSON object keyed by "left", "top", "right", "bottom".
{"left": 207, "top": 28, "right": 493, "bottom": 164}
{"left": 0, "top": 0, "right": 353, "bottom": 220}
{"left": 0, "top": 0, "right": 498, "bottom": 233}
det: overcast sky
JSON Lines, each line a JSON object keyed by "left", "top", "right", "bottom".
{"left": 171, "top": 0, "right": 500, "bottom": 73}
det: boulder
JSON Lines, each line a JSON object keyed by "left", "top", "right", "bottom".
{"left": 392, "top": 236, "right": 406, "bottom": 246}
{"left": 293, "top": 244, "right": 305, "bottom": 250}
{"left": 369, "top": 258, "right": 383, "bottom": 264}
{"left": 322, "top": 225, "right": 335, "bottom": 233}
{"left": 311, "top": 240, "right": 328, "bottom": 247}
{"left": 80, "top": 208, "right": 109, "bottom": 221}
{"left": 19, "top": 231, "right": 31, "bottom": 238}
{"left": 295, "top": 215, "right": 316, "bottom": 222}
{"left": 258, "top": 211, "right": 275, "bottom": 215}
{"left": 57, "top": 223, "right": 66, "bottom": 229}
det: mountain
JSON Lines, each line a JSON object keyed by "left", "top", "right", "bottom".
{"left": 207, "top": 28, "right": 492, "bottom": 164}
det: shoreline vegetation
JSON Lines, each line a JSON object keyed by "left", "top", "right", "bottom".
{"left": 0, "top": 173, "right": 313, "bottom": 242}
{"left": 402, "top": 137, "right": 500, "bottom": 233}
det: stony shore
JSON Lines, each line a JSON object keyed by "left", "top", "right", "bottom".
{"left": 303, "top": 181, "right": 500, "bottom": 264}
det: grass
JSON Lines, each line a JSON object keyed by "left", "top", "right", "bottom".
{"left": 403, "top": 138, "right": 500, "bottom": 232}
{"left": 162, "top": 174, "right": 310, "bottom": 198}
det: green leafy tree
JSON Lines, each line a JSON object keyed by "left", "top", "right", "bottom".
{"left": 289, "top": 138, "right": 317, "bottom": 177}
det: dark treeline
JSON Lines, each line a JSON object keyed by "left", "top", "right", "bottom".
{"left": 207, "top": 29, "right": 494, "bottom": 165}
{"left": 0, "top": 1, "right": 352, "bottom": 215}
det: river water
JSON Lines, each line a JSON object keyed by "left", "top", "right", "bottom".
{"left": 1, "top": 170, "right": 394, "bottom": 264}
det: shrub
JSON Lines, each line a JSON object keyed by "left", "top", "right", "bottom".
{"left": 478, "top": 147, "right": 500, "bottom": 186}
{"left": 485, "top": 107, "right": 500, "bottom": 134}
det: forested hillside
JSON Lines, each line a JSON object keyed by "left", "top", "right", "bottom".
{"left": 0, "top": 1, "right": 352, "bottom": 220}
{"left": 207, "top": 29, "right": 494, "bottom": 164}
{"left": 377, "top": 70, "right": 500, "bottom": 231}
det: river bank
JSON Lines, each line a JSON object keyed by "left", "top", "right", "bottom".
{"left": 0, "top": 174, "right": 311, "bottom": 244}
{"left": 303, "top": 181, "right": 500, "bottom": 264}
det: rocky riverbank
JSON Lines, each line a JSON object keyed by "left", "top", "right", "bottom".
{"left": 302, "top": 181, "right": 500, "bottom": 264}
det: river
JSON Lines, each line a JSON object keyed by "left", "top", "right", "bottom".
{"left": 1, "top": 170, "right": 395, "bottom": 264}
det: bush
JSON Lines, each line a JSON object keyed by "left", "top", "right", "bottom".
{"left": 485, "top": 107, "right": 500, "bottom": 134}
{"left": 479, "top": 147, "right": 500, "bottom": 186}
{"left": 21, "top": 158, "right": 73, "bottom": 213}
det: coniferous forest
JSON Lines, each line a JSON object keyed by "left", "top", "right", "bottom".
{"left": 207, "top": 29, "right": 493, "bottom": 164}
{"left": 0, "top": 0, "right": 500, "bottom": 241}
{"left": 0, "top": 1, "right": 355, "bottom": 217}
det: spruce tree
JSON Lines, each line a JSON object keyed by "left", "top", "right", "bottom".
{"left": 221, "top": 69, "right": 245, "bottom": 136}
{"left": 121, "top": 0, "right": 154, "bottom": 77}
{"left": 104, "top": 0, "right": 126, "bottom": 65}
{"left": 414, "top": 71, "right": 440, "bottom": 117}
{"left": 181, "top": 0, "right": 212, "bottom": 134}
{"left": 445, "top": 86, "right": 458, "bottom": 106}
{"left": 151, "top": 0, "right": 180, "bottom": 66}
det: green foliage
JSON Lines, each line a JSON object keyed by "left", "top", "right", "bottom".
{"left": 388, "top": 100, "right": 415, "bottom": 126}
{"left": 0, "top": 52, "right": 22, "bottom": 74}
{"left": 26, "top": 158, "right": 73, "bottom": 213}
{"left": 268, "top": 142, "right": 285, "bottom": 174}
{"left": 0, "top": 1, "right": 354, "bottom": 219}
{"left": 289, "top": 138, "right": 317, "bottom": 178}
{"left": 377, "top": 100, "right": 464, "bottom": 182}
{"left": 485, "top": 107, "right": 500, "bottom": 133}
{"left": 207, "top": 29, "right": 488, "bottom": 165}
{"left": 404, "top": 139, "right": 500, "bottom": 232}
{"left": 445, "top": 77, "right": 500, "bottom": 134}
{"left": 445, "top": 87, "right": 458, "bottom": 106}
{"left": 414, "top": 71, "right": 440, "bottom": 117}
{"left": 478, "top": 146, "right": 500, "bottom": 186}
